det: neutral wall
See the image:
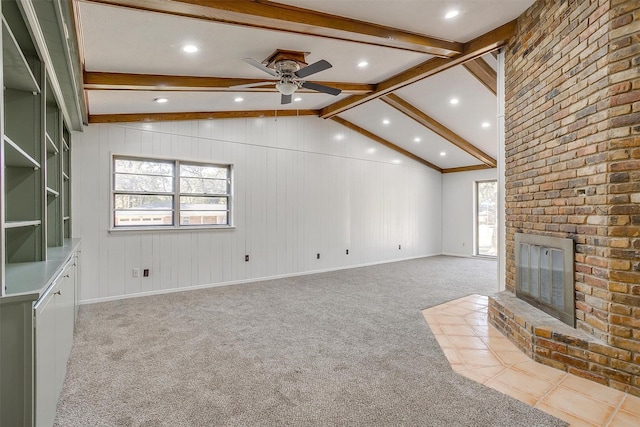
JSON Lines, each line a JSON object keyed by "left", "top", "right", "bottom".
{"left": 72, "top": 116, "right": 442, "bottom": 302}
{"left": 441, "top": 169, "right": 497, "bottom": 257}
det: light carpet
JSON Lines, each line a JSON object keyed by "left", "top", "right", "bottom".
{"left": 55, "top": 256, "right": 567, "bottom": 426}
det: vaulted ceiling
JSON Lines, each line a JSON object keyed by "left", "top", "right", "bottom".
{"left": 74, "top": 0, "right": 535, "bottom": 172}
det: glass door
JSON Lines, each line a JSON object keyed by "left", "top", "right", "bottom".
{"left": 476, "top": 180, "right": 497, "bottom": 256}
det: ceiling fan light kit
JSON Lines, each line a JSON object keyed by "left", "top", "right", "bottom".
{"left": 275, "top": 80, "right": 298, "bottom": 96}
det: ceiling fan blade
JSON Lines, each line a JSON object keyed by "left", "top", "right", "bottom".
{"left": 300, "top": 81, "right": 342, "bottom": 96}
{"left": 281, "top": 94, "right": 292, "bottom": 104}
{"left": 295, "top": 59, "right": 332, "bottom": 78}
{"left": 229, "top": 81, "right": 275, "bottom": 90}
{"left": 243, "top": 58, "right": 278, "bottom": 77}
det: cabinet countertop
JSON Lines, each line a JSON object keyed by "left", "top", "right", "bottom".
{"left": 3, "top": 238, "right": 81, "bottom": 299}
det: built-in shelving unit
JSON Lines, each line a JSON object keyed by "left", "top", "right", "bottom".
{"left": 1, "top": 0, "right": 77, "bottom": 277}
{"left": 1, "top": 1, "right": 81, "bottom": 425}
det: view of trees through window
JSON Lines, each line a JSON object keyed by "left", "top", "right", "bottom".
{"left": 476, "top": 180, "right": 497, "bottom": 257}
{"left": 113, "top": 157, "right": 231, "bottom": 228}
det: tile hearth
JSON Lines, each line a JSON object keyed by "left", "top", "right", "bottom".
{"left": 422, "top": 295, "right": 640, "bottom": 427}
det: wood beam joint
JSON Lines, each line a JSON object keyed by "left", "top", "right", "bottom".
{"left": 319, "top": 20, "right": 516, "bottom": 118}
{"left": 463, "top": 58, "right": 497, "bottom": 95}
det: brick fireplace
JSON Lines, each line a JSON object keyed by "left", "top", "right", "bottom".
{"left": 488, "top": 0, "right": 640, "bottom": 397}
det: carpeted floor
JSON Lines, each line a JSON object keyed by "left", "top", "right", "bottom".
{"left": 55, "top": 256, "right": 567, "bottom": 426}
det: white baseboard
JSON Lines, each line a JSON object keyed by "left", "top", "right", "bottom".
{"left": 440, "top": 252, "right": 472, "bottom": 258}
{"left": 79, "top": 253, "right": 441, "bottom": 305}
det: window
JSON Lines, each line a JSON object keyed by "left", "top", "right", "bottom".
{"left": 476, "top": 180, "right": 497, "bottom": 256}
{"left": 112, "top": 156, "right": 232, "bottom": 229}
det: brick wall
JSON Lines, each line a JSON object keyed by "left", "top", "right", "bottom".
{"left": 503, "top": 0, "right": 640, "bottom": 395}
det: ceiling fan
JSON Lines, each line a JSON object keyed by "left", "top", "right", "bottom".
{"left": 232, "top": 52, "right": 342, "bottom": 104}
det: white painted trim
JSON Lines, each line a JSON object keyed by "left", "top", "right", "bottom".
{"left": 79, "top": 253, "right": 440, "bottom": 305}
{"left": 497, "top": 48, "right": 506, "bottom": 292}
{"left": 440, "top": 252, "right": 472, "bottom": 258}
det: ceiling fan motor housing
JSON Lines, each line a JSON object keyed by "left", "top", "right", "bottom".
{"left": 274, "top": 59, "right": 302, "bottom": 76}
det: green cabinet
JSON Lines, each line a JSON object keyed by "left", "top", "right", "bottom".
{"left": 0, "top": 244, "right": 80, "bottom": 427}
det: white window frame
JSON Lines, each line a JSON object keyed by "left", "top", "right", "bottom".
{"left": 110, "top": 154, "right": 234, "bottom": 231}
{"left": 475, "top": 179, "right": 497, "bottom": 257}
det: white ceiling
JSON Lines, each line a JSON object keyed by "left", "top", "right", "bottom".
{"left": 79, "top": 2, "right": 429, "bottom": 82}
{"left": 276, "top": 0, "right": 534, "bottom": 42}
{"left": 76, "top": 0, "right": 535, "bottom": 170}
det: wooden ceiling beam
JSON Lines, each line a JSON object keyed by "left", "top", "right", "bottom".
{"left": 463, "top": 57, "right": 497, "bottom": 95}
{"left": 319, "top": 21, "right": 515, "bottom": 118}
{"left": 442, "top": 164, "right": 494, "bottom": 174}
{"left": 380, "top": 94, "right": 496, "bottom": 167}
{"left": 83, "top": 72, "right": 374, "bottom": 94}
{"left": 330, "top": 116, "right": 442, "bottom": 172}
{"left": 82, "top": 0, "right": 463, "bottom": 56}
{"left": 89, "top": 109, "right": 318, "bottom": 123}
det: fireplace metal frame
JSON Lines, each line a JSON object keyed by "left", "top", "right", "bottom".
{"left": 514, "top": 233, "right": 575, "bottom": 327}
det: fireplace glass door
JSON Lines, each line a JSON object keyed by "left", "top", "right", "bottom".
{"left": 515, "top": 233, "right": 575, "bottom": 327}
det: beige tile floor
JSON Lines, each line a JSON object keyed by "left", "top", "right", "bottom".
{"left": 422, "top": 294, "right": 640, "bottom": 427}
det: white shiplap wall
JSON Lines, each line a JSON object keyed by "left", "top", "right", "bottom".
{"left": 72, "top": 116, "right": 442, "bottom": 302}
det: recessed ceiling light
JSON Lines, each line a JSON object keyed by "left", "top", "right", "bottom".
{"left": 367, "top": 148, "right": 377, "bottom": 154}
{"left": 440, "top": 151, "right": 447, "bottom": 156}
{"left": 445, "top": 10, "right": 459, "bottom": 19}
{"left": 392, "top": 159, "right": 401, "bottom": 164}
{"left": 234, "top": 97, "right": 244, "bottom": 102}
{"left": 335, "top": 133, "right": 345, "bottom": 141}
{"left": 414, "top": 137, "right": 421, "bottom": 143}
{"left": 294, "top": 97, "right": 302, "bottom": 102}
{"left": 450, "top": 98, "right": 459, "bottom": 105}
{"left": 358, "top": 60, "right": 369, "bottom": 68}
{"left": 181, "top": 44, "right": 199, "bottom": 53}
{"left": 154, "top": 97, "right": 168, "bottom": 103}
{"left": 382, "top": 119, "right": 390, "bottom": 125}
{"left": 482, "top": 122, "right": 491, "bottom": 128}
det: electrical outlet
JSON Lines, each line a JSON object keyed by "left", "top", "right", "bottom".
{"left": 317, "top": 253, "right": 320, "bottom": 259}
{"left": 245, "top": 254, "right": 250, "bottom": 262}
{"left": 143, "top": 269, "right": 149, "bottom": 277}
{"left": 132, "top": 268, "right": 140, "bottom": 278}
{"left": 398, "top": 244, "right": 401, "bottom": 250}
{"left": 346, "top": 249, "right": 349, "bottom": 255}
